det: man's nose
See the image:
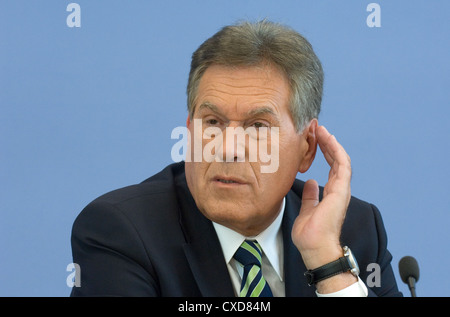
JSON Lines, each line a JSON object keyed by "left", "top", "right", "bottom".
{"left": 216, "top": 124, "right": 247, "bottom": 162}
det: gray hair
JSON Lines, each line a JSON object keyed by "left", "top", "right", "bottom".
{"left": 187, "top": 20, "right": 324, "bottom": 132}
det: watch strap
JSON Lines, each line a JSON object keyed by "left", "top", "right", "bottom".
{"left": 304, "top": 257, "right": 351, "bottom": 286}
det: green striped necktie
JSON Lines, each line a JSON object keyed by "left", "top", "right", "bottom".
{"left": 233, "top": 240, "right": 273, "bottom": 297}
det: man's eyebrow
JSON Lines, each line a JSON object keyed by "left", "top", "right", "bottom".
{"left": 247, "top": 106, "right": 277, "bottom": 117}
{"left": 197, "top": 101, "right": 220, "bottom": 114}
{"left": 199, "top": 102, "right": 276, "bottom": 115}
{"left": 197, "top": 102, "right": 279, "bottom": 122}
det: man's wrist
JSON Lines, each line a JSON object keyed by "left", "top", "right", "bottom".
{"left": 301, "top": 245, "right": 344, "bottom": 270}
{"left": 315, "top": 271, "right": 358, "bottom": 294}
{"left": 302, "top": 245, "right": 361, "bottom": 293}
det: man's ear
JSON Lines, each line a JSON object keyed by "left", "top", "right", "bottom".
{"left": 186, "top": 115, "right": 191, "bottom": 128}
{"left": 298, "top": 119, "right": 318, "bottom": 173}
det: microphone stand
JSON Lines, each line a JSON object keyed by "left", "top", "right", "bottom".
{"left": 407, "top": 276, "right": 417, "bottom": 297}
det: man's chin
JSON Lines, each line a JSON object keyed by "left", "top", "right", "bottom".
{"left": 198, "top": 205, "right": 265, "bottom": 233}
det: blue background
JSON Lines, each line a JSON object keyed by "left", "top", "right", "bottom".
{"left": 1, "top": 0, "right": 449, "bottom": 296}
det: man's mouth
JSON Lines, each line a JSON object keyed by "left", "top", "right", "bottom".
{"left": 217, "top": 179, "right": 238, "bottom": 184}
{"left": 218, "top": 179, "right": 236, "bottom": 184}
{"left": 213, "top": 175, "right": 246, "bottom": 185}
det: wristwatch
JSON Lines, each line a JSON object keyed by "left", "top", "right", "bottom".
{"left": 304, "top": 246, "right": 360, "bottom": 286}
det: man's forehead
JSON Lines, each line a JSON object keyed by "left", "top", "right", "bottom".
{"left": 194, "top": 65, "right": 290, "bottom": 116}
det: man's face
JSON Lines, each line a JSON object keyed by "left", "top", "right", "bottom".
{"left": 185, "top": 63, "right": 317, "bottom": 236}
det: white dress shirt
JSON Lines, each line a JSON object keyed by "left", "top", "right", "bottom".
{"left": 212, "top": 197, "right": 368, "bottom": 297}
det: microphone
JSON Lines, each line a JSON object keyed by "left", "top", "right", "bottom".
{"left": 398, "top": 256, "right": 420, "bottom": 297}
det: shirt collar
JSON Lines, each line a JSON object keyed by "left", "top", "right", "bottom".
{"left": 212, "top": 197, "right": 285, "bottom": 280}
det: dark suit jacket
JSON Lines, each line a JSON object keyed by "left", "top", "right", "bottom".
{"left": 70, "top": 162, "right": 402, "bottom": 296}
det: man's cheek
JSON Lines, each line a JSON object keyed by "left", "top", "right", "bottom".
{"left": 259, "top": 127, "right": 280, "bottom": 174}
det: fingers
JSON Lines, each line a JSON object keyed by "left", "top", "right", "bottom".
{"left": 316, "top": 126, "right": 352, "bottom": 202}
{"left": 317, "top": 127, "right": 335, "bottom": 166}
{"left": 317, "top": 126, "right": 351, "bottom": 177}
{"left": 301, "top": 179, "right": 320, "bottom": 211}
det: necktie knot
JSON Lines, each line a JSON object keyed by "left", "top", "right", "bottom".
{"left": 233, "top": 240, "right": 263, "bottom": 267}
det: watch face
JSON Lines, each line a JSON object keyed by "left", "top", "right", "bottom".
{"left": 304, "top": 271, "right": 314, "bottom": 286}
{"left": 344, "top": 246, "right": 360, "bottom": 276}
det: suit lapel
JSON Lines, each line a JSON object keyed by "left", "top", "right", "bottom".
{"left": 176, "top": 176, "right": 234, "bottom": 297}
{"left": 283, "top": 190, "right": 316, "bottom": 297}
{"left": 181, "top": 214, "right": 235, "bottom": 297}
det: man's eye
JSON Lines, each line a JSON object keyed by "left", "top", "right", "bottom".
{"left": 205, "top": 119, "right": 219, "bottom": 125}
{"left": 252, "top": 122, "right": 268, "bottom": 129}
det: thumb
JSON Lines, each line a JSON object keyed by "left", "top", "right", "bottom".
{"left": 301, "top": 179, "right": 320, "bottom": 211}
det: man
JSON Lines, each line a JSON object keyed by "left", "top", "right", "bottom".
{"left": 71, "top": 20, "right": 401, "bottom": 297}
